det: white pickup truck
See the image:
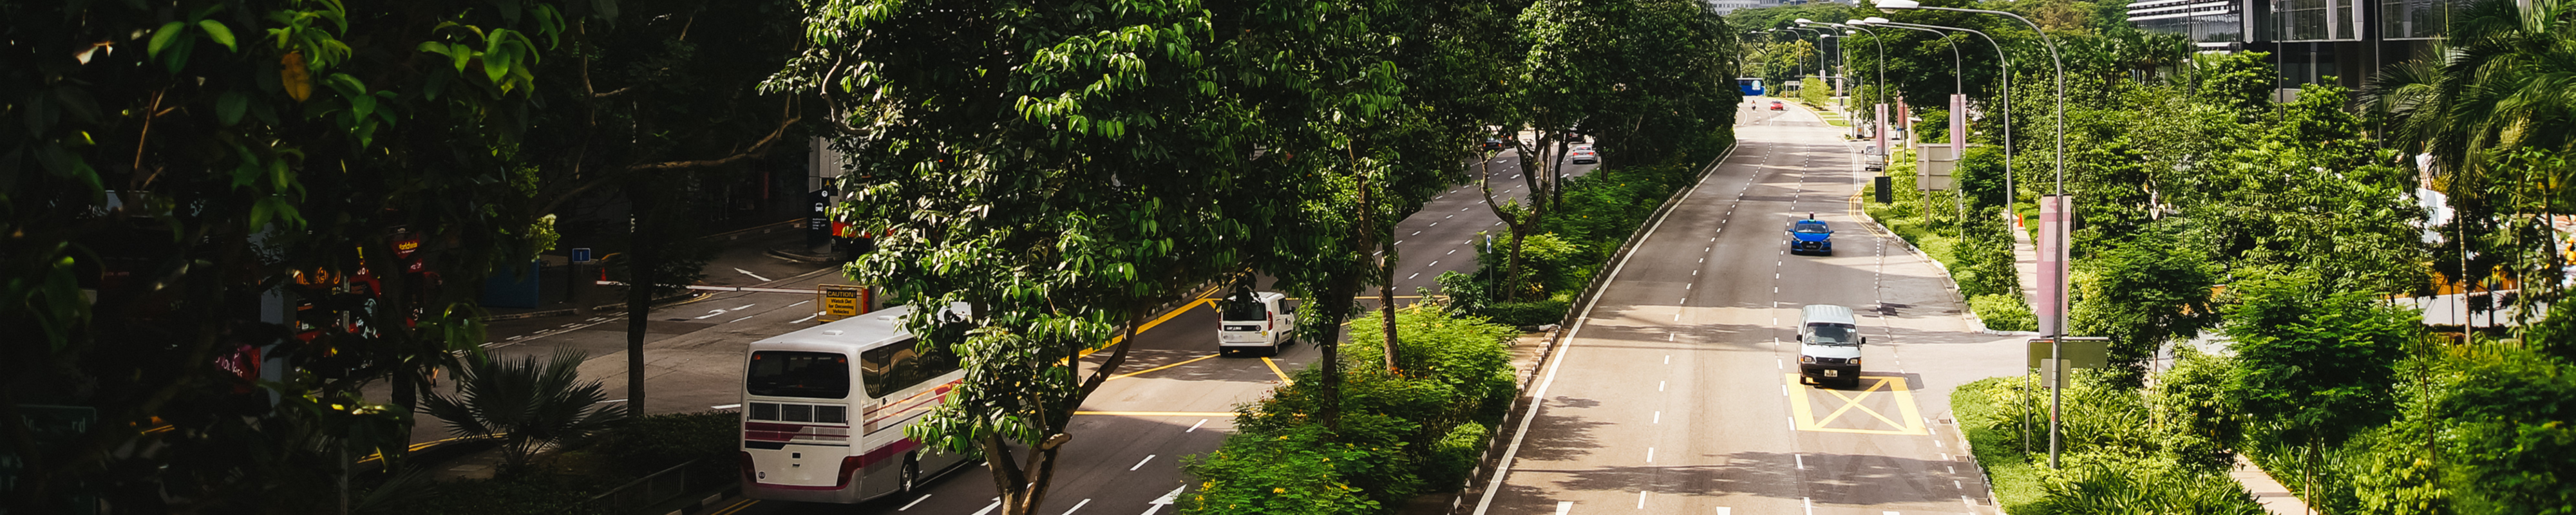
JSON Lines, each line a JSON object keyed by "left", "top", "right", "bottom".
{"left": 1217, "top": 292, "right": 1297, "bottom": 356}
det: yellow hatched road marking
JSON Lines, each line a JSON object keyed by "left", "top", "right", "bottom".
{"left": 1108, "top": 353, "right": 1224, "bottom": 380}
{"left": 1262, "top": 357, "right": 1293, "bottom": 383}
{"left": 1784, "top": 374, "right": 1926, "bottom": 435}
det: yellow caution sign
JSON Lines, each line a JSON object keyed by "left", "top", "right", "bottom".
{"left": 818, "top": 285, "right": 866, "bottom": 322}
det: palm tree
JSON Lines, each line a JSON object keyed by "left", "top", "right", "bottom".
{"left": 421, "top": 348, "right": 627, "bottom": 473}
{"left": 2364, "top": 0, "right": 2576, "bottom": 315}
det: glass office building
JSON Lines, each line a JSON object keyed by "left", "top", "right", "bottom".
{"left": 2126, "top": 0, "right": 2464, "bottom": 90}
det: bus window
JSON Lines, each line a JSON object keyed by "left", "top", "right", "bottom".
{"left": 747, "top": 351, "right": 853, "bottom": 398}
{"left": 860, "top": 338, "right": 961, "bottom": 398}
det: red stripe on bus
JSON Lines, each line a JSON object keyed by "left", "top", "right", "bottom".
{"left": 746, "top": 438, "right": 927, "bottom": 491}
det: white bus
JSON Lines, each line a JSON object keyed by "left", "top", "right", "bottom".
{"left": 740, "top": 304, "right": 971, "bottom": 503}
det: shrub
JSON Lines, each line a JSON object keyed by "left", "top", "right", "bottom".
{"left": 566, "top": 411, "right": 737, "bottom": 487}
{"left": 1971, "top": 294, "right": 2036, "bottom": 332}
{"left": 1180, "top": 424, "right": 1386, "bottom": 515}
{"left": 1422, "top": 422, "right": 1488, "bottom": 491}
{"left": 1481, "top": 298, "right": 1569, "bottom": 327}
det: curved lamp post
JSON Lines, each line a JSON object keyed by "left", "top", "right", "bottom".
{"left": 1799, "top": 19, "right": 1884, "bottom": 134}
{"left": 1859, "top": 17, "right": 2014, "bottom": 239}
{"left": 1875, "top": 0, "right": 2069, "bottom": 469}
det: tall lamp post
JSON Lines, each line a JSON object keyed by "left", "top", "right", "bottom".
{"left": 1874, "top": 0, "right": 2069, "bottom": 469}
{"left": 1858, "top": 17, "right": 2015, "bottom": 235}
{"left": 1803, "top": 19, "right": 1886, "bottom": 140}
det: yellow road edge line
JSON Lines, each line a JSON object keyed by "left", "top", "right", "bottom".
{"left": 1074, "top": 411, "right": 1238, "bottom": 417}
{"left": 710, "top": 498, "right": 756, "bottom": 515}
{"left": 1081, "top": 298, "right": 1214, "bottom": 359}
{"left": 1262, "top": 357, "right": 1293, "bottom": 384}
{"left": 1108, "top": 353, "right": 1224, "bottom": 380}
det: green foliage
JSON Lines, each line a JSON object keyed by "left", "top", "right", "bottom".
{"left": 2428, "top": 346, "right": 2576, "bottom": 514}
{"left": 1187, "top": 307, "right": 1517, "bottom": 514}
{"left": 1483, "top": 298, "right": 1574, "bottom": 327}
{"left": 2072, "top": 224, "right": 2218, "bottom": 381}
{"left": 1971, "top": 294, "right": 2037, "bottom": 332}
{"left": 2224, "top": 270, "right": 2417, "bottom": 447}
{"left": 567, "top": 411, "right": 736, "bottom": 483}
{"left": 1180, "top": 423, "right": 1387, "bottom": 515}
{"left": 2150, "top": 347, "right": 2244, "bottom": 473}
{"left": 1951, "top": 368, "right": 2268, "bottom": 515}
{"left": 1800, "top": 76, "right": 1829, "bottom": 107}
{"left": 422, "top": 348, "right": 629, "bottom": 474}
{"left": 1915, "top": 108, "right": 1950, "bottom": 143}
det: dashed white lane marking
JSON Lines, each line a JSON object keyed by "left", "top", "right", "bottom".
{"left": 1804, "top": 496, "right": 1815, "bottom": 515}
{"left": 790, "top": 300, "right": 811, "bottom": 307}
{"left": 1653, "top": 411, "right": 1660, "bottom": 424}
{"left": 730, "top": 315, "right": 757, "bottom": 323}
{"left": 1557, "top": 501, "right": 1575, "bottom": 515}
{"left": 710, "top": 404, "right": 743, "bottom": 409}
{"left": 1718, "top": 508, "right": 1732, "bottom": 515}
{"left": 1058, "top": 498, "right": 1090, "bottom": 515}
{"left": 1638, "top": 491, "right": 1649, "bottom": 509}
{"left": 1187, "top": 419, "right": 1208, "bottom": 433}
{"left": 1130, "top": 454, "right": 1157, "bottom": 471}
{"left": 1664, "top": 355, "right": 1671, "bottom": 364}
{"left": 792, "top": 312, "right": 822, "bottom": 324}
{"left": 1659, "top": 381, "right": 1666, "bottom": 391}
{"left": 1408, "top": 273, "right": 1419, "bottom": 280}
{"left": 898, "top": 494, "right": 933, "bottom": 510}
{"left": 1646, "top": 447, "right": 1655, "bottom": 462}
{"left": 971, "top": 498, "right": 1003, "bottom": 515}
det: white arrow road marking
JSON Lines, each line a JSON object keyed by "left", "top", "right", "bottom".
{"left": 734, "top": 268, "right": 772, "bottom": 282}
{"left": 694, "top": 310, "right": 726, "bottom": 319}
{"left": 1140, "top": 486, "right": 1185, "bottom": 515}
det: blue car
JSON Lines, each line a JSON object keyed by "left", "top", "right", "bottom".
{"left": 1788, "top": 216, "right": 1833, "bottom": 256}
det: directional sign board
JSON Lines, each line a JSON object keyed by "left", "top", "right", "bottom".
{"left": 817, "top": 285, "right": 866, "bottom": 322}
{"left": 2027, "top": 337, "right": 2110, "bottom": 388}
{"left": 570, "top": 247, "right": 592, "bottom": 263}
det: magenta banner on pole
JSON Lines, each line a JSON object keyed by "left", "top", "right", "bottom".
{"left": 1874, "top": 103, "right": 1889, "bottom": 157}
{"left": 1949, "top": 94, "right": 1967, "bottom": 157}
{"left": 2038, "top": 194, "right": 2069, "bottom": 335}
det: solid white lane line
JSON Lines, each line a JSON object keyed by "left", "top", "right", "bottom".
{"left": 899, "top": 494, "right": 933, "bottom": 510}
{"left": 1187, "top": 419, "right": 1208, "bottom": 433}
{"left": 1131, "top": 454, "right": 1157, "bottom": 471}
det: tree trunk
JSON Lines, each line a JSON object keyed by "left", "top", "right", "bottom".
{"left": 625, "top": 180, "right": 654, "bottom": 415}
{"left": 1361, "top": 174, "right": 1400, "bottom": 375}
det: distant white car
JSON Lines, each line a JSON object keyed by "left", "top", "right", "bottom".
{"left": 1567, "top": 146, "right": 1600, "bottom": 165}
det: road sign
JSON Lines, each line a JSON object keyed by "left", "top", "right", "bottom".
{"left": 2026, "top": 337, "right": 2110, "bottom": 387}
{"left": 571, "top": 247, "right": 592, "bottom": 263}
{"left": 818, "top": 285, "right": 866, "bottom": 322}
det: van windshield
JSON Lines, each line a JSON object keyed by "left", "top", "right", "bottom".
{"left": 1808, "top": 323, "right": 1860, "bottom": 344}
{"left": 1219, "top": 295, "right": 1265, "bottom": 321}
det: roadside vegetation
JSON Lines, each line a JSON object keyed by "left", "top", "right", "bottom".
{"left": 1771, "top": 0, "right": 2576, "bottom": 509}
{"left": 1182, "top": 305, "right": 1518, "bottom": 514}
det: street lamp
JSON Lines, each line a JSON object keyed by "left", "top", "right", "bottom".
{"left": 1799, "top": 19, "right": 1882, "bottom": 133}
{"left": 1875, "top": 0, "right": 2071, "bottom": 469}
{"left": 1857, "top": 17, "right": 2014, "bottom": 240}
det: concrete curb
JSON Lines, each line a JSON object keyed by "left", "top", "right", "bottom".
{"left": 763, "top": 245, "right": 840, "bottom": 265}
{"left": 591, "top": 292, "right": 713, "bottom": 314}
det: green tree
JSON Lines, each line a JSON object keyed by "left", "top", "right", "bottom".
{"left": 2226, "top": 270, "right": 2419, "bottom": 506}
{"left": 764, "top": 1, "right": 1255, "bottom": 512}
{"left": 2, "top": 0, "right": 587, "bottom": 510}
{"left": 2072, "top": 223, "right": 2218, "bottom": 382}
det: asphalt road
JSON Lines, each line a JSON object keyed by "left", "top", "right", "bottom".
{"left": 1466, "top": 98, "right": 2025, "bottom": 515}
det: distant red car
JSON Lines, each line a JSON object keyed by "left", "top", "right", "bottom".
{"left": 1770, "top": 100, "right": 1786, "bottom": 111}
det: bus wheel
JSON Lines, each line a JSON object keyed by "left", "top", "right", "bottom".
{"left": 901, "top": 453, "right": 922, "bottom": 492}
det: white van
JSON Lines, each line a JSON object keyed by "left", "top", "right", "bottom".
{"left": 1217, "top": 292, "right": 1297, "bottom": 356}
{"left": 1797, "top": 304, "right": 1866, "bottom": 388}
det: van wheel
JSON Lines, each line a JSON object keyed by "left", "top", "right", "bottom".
{"left": 900, "top": 453, "right": 922, "bottom": 492}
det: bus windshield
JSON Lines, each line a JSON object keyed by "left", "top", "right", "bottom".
{"left": 860, "top": 339, "right": 961, "bottom": 398}
{"left": 1808, "top": 323, "right": 1860, "bottom": 344}
{"left": 746, "top": 351, "right": 852, "bottom": 398}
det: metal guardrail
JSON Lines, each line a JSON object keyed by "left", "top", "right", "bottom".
{"left": 589, "top": 460, "right": 695, "bottom": 514}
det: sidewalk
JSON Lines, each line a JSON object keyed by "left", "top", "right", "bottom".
{"left": 2009, "top": 216, "right": 2309, "bottom": 515}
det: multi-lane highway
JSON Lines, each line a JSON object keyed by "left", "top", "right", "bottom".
{"left": 1468, "top": 100, "right": 2024, "bottom": 515}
